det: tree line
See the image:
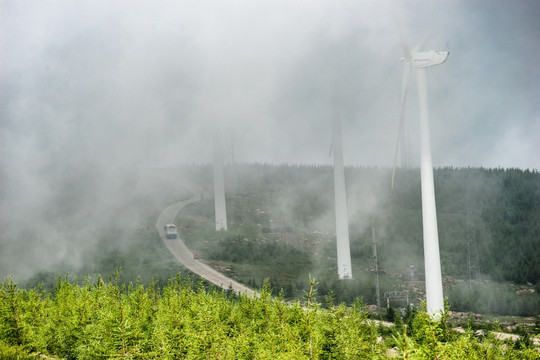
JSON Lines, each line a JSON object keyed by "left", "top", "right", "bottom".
{"left": 178, "top": 164, "right": 540, "bottom": 316}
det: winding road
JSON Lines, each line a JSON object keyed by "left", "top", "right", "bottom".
{"left": 155, "top": 188, "right": 540, "bottom": 352}
{"left": 155, "top": 189, "right": 256, "bottom": 297}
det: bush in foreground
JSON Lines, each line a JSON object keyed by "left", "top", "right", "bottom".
{"left": 1, "top": 274, "right": 538, "bottom": 359}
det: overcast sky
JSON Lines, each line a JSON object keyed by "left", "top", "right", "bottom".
{"left": 2, "top": 0, "right": 539, "bottom": 172}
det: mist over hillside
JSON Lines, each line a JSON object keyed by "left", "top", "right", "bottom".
{"left": 178, "top": 164, "right": 540, "bottom": 315}
{"left": 0, "top": 167, "right": 191, "bottom": 282}
{"left": 3, "top": 163, "right": 537, "bottom": 315}
{"left": 221, "top": 164, "right": 540, "bottom": 284}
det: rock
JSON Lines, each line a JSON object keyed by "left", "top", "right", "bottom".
{"left": 386, "top": 347, "right": 399, "bottom": 358}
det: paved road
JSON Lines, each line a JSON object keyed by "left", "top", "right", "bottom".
{"left": 155, "top": 190, "right": 256, "bottom": 297}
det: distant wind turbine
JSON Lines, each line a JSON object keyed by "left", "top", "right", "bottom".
{"left": 213, "top": 131, "right": 228, "bottom": 231}
{"left": 331, "top": 103, "right": 352, "bottom": 280}
{"left": 391, "top": 30, "right": 449, "bottom": 318}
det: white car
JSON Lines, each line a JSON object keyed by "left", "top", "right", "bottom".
{"left": 164, "top": 224, "right": 178, "bottom": 239}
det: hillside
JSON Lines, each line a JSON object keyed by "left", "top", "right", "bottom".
{"left": 175, "top": 164, "right": 540, "bottom": 316}
{"left": 3, "top": 164, "right": 538, "bottom": 317}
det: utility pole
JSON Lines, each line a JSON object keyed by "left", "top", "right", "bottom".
{"left": 466, "top": 193, "right": 480, "bottom": 287}
{"left": 372, "top": 227, "right": 381, "bottom": 309}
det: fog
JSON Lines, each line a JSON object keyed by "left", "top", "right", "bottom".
{"left": 1, "top": 0, "right": 539, "bottom": 280}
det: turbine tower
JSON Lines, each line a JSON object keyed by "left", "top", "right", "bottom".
{"left": 391, "top": 36, "right": 449, "bottom": 318}
{"left": 331, "top": 104, "right": 352, "bottom": 279}
{"left": 213, "top": 131, "right": 228, "bottom": 231}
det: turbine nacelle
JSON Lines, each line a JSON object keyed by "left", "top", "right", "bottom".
{"left": 410, "top": 50, "right": 449, "bottom": 68}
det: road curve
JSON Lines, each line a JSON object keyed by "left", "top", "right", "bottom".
{"left": 155, "top": 191, "right": 256, "bottom": 297}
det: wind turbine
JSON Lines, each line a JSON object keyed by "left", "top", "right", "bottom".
{"left": 330, "top": 102, "right": 352, "bottom": 280}
{"left": 391, "top": 33, "right": 449, "bottom": 318}
{"left": 213, "top": 130, "right": 228, "bottom": 231}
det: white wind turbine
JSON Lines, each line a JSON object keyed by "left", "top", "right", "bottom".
{"left": 391, "top": 32, "right": 449, "bottom": 318}
{"left": 213, "top": 131, "right": 228, "bottom": 231}
{"left": 330, "top": 103, "right": 352, "bottom": 280}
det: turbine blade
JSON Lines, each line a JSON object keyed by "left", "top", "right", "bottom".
{"left": 391, "top": 62, "right": 411, "bottom": 189}
{"left": 392, "top": 10, "right": 410, "bottom": 60}
{"left": 398, "top": 31, "right": 410, "bottom": 60}
{"left": 412, "top": 32, "right": 432, "bottom": 53}
{"left": 330, "top": 95, "right": 341, "bottom": 158}
{"left": 400, "top": 61, "right": 411, "bottom": 107}
{"left": 329, "top": 111, "right": 336, "bottom": 158}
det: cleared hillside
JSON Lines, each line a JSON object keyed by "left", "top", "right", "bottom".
{"left": 3, "top": 164, "right": 538, "bottom": 317}
{"left": 176, "top": 164, "right": 540, "bottom": 316}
